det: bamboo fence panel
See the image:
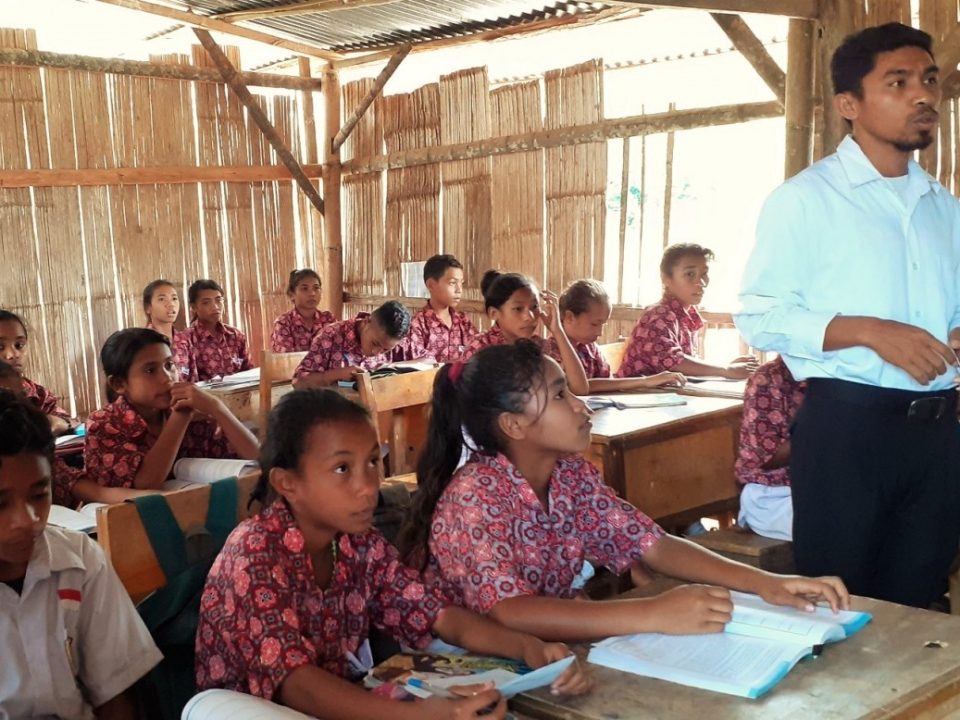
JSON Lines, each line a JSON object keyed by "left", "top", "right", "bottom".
{"left": 439, "top": 68, "right": 492, "bottom": 300}
{"left": 491, "top": 81, "right": 545, "bottom": 289}
{"left": 543, "top": 59, "right": 606, "bottom": 293}
{"left": 381, "top": 83, "right": 441, "bottom": 295}
{"left": 342, "top": 78, "right": 386, "bottom": 296}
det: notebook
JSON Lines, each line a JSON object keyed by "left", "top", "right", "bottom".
{"left": 163, "top": 458, "right": 259, "bottom": 491}
{"left": 681, "top": 378, "right": 748, "bottom": 399}
{"left": 182, "top": 690, "right": 313, "bottom": 719}
{"left": 47, "top": 503, "right": 106, "bottom": 534}
{"left": 588, "top": 591, "right": 871, "bottom": 699}
{"left": 584, "top": 393, "right": 687, "bottom": 411}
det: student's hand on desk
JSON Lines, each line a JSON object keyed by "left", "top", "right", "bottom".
{"left": 866, "top": 320, "right": 956, "bottom": 385}
{"left": 521, "top": 639, "right": 591, "bottom": 696}
{"left": 755, "top": 574, "right": 850, "bottom": 613}
{"left": 335, "top": 366, "right": 364, "bottom": 382}
{"left": 646, "top": 371, "right": 686, "bottom": 388}
{"left": 653, "top": 584, "right": 733, "bottom": 634}
{"left": 419, "top": 686, "right": 507, "bottom": 719}
{"left": 722, "top": 356, "right": 759, "bottom": 379}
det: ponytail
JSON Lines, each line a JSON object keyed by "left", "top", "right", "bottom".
{"left": 398, "top": 340, "right": 546, "bottom": 568}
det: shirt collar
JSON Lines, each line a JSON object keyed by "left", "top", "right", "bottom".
{"left": 190, "top": 319, "right": 230, "bottom": 340}
{"left": 24, "top": 527, "right": 86, "bottom": 586}
{"left": 663, "top": 295, "right": 704, "bottom": 330}
{"left": 109, "top": 395, "right": 150, "bottom": 438}
{"left": 470, "top": 451, "right": 547, "bottom": 509}
{"left": 836, "top": 134, "right": 939, "bottom": 195}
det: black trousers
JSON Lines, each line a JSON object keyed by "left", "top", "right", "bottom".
{"left": 790, "top": 379, "right": 960, "bottom": 608}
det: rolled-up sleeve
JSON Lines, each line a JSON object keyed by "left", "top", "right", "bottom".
{"left": 735, "top": 183, "right": 837, "bottom": 360}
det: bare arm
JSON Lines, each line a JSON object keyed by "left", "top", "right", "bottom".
{"left": 72, "top": 478, "right": 161, "bottom": 504}
{"left": 292, "top": 366, "right": 361, "bottom": 389}
{"left": 675, "top": 356, "right": 756, "bottom": 380}
{"left": 49, "top": 415, "right": 71, "bottom": 436}
{"left": 587, "top": 372, "right": 685, "bottom": 394}
{"left": 541, "top": 292, "right": 589, "bottom": 395}
{"left": 131, "top": 412, "right": 192, "bottom": 489}
{"left": 94, "top": 690, "right": 138, "bottom": 720}
{"left": 825, "top": 316, "right": 955, "bottom": 384}
{"left": 763, "top": 439, "right": 791, "bottom": 470}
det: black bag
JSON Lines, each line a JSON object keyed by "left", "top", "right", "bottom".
{"left": 133, "top": 478, "right": 239, "bottom": 720}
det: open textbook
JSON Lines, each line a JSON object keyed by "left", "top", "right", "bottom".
{"left": 47, "top": 503, "right": 106, "bottom": 534}
{"left": 183, "top": 690, "right": 313, "bottom": 719}
{"left": 588, "top": 591, "right": 871, "bottom": 699}
{"left": 680, "top": 378, "right": 748, "bottom": 399}
{"left": 163, "top": 458, "right": 259, "bottom": 491}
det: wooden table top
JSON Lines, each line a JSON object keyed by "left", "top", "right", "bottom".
{"left": 589, "top": 394, "right": 742, "bottom": 444}
{"left": 513, "top": 596, "right": 960, "bottom": 720}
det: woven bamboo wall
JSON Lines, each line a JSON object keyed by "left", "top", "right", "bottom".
{"left": 0, "top": 30, "right": 317, "bottom": 416}
{"left": 920, "top": 0, "right": 960, "bottom": 194}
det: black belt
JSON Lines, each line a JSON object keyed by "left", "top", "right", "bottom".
{"left": 805, "top": 378, "right": 956, "bottom": 423}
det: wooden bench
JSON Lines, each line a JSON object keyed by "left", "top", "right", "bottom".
{"left": 258, "top": 349, "right": 307, "bottom": 436}
{"left": 598, "top": 340, "right": 626, "bottom": 375}
{"left": 689, "top": 526, "right": 795, "bottom": 574}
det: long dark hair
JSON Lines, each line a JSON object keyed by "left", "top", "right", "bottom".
{"left": 250, "top": 388, "right": 372, "bottom": 508}
{"left": 398, "top": 340, "right": 547, "bottom": 568}
{"left": 480, "top": 270, "right": 536, "bottom": 312}
{"left": 0, "top": 310, "right": 27, "bottom": 339}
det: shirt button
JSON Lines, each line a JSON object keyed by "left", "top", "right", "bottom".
{"left": 915, "top": 311, "right": 922, "bottom": 318}
{"left": 912, "top": 262, "right": 919, "bottom": 270}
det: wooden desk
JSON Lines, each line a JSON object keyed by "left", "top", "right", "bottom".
{"left": 586, "top": 395, "right": 743, "bottom": 528}
{"left": 206, "top": 373, "right": 296, "bottom": 423}
{"left": 513, "top": 596, "right": 960, "bottom": 719}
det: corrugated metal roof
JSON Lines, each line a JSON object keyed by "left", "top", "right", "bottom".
{"left": 178, "top": 0, "right": 610, "bottom": 52}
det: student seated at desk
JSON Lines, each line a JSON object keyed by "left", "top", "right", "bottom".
{"left": 0, "top": 391, "right": 162, "bottom": 719}
{"left": 173, "top": 279, "right": 253, "bottom": 382}
{"left": 143, "top": 278, "right": 180, "bottom": 344}
{"left": 85, "top": 328, "right": 258, "bottom": 493}
{"left": 462, "top": 271, "right": 588, "bottom": 395}
{"left": 293, "top": 301, "right": 411, "bottom": 389}
{"left": 617, "top": 244, "right": 758, "bottom": 380}
{"left": 195, "top": 389, "right": 588, "bottom": 719}
{"left": 736, "top": 356, "right": 805, "bottom": 542}
{"left": 546, "top": 279, "right": 685, "bottom": 393}
{"left": 399, "top": 342, "right": 848, "bottom": 643}
{"left": 394, "top": 254, "right": 477, "bottom": 363}
{"left": 270, "top": 268, "right": 337, "bottom": 353}
{"left": 0, "top": 309, "right": 76, "bottom": 436}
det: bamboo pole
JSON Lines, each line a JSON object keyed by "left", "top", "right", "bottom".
{"left": 194, "top": 28, "right": 325, "bottom": 215}
{"left": 602, "top": 0, "right": 819, "bottom": 18}
{"left": 0, "top": 47, "right": 322, "bottom": 90}
{"left": 710, "top": 14, "right": 786, "bottom": 105}
{"left": 343, "top": 100, "right": 783, "bottom": 175}
{"left": 214, "top": 0, "right": 402, "bottom": 22}
{"left": 0, "top": 164, "right": 323, "bottom": 188}
{"left": 92, "top": 0, "right": 343, "bottom": 61}
{"left": 814, "top": 0, "right": 855, "bottom": 157}
{"left": 636, "top": 108, "right": 647, "bottom": 304}
{"left": 784, "top": 18, "right": 815, "bottom": 178}
{"left": 617, "top": 137, "right": 631, "bottom": 302}
{"left": 331, "top": 44, "right": 410, "bottom": 153}
{"left": 323, "top": 67, "right": 344, "bottom": 317}
{"left": 662, "top": 102, "right": 676, "bottom": 250}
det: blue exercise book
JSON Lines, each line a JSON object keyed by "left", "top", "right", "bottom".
{"left": 588, "top": 591, "right": 872, "bottom": 699}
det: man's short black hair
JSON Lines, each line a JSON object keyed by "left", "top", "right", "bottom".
{"left": 423, "top": 254, "right": 463, "bottom": 283}
{"left": 371, "top": 300, "right": 412, "bottom": 339}
{"left": 831, "top": 22, "right": 934, "bottom": 97}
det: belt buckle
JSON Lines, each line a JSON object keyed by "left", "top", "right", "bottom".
{"left": 907, "top": 397, "right": 947, "bottom": 422}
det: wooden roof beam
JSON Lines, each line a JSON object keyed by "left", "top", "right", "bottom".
{"left": 213, "top": 0, "right": 403, "bottom": 23}
{"left": 342, "top": 99, "right": 783, "bottom": 175}
{"left": 93, "top": 0, "right": 343, "bottom": 61}
{"left": 331, "top": 44, "right": 409, "bottom": 153}
{"left": 0, "top": 164, "right": 323, "bottom": 188}
{"left": 193, "top": 28, "right": 325, "bottom": 215}
{"left": 0, "top": 47, "right": 322, "bottom": 91}
{"left": 602, "top": 0, "right": 818, "bottom": 19}
{"left": 711, "top": 13, "right": 785, "bottom": 106}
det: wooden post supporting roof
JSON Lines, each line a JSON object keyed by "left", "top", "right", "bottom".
{"left": 0, "top": 47, "right": 322, "bottom": 91}
{"left": 93, "top": 0, "right": 342, "bottom": 61}
{"left": 331, "top": 44, "right": 410, "bottom": 153}
{"left": 710, "top": 14, "right": 786, "bottom": 105}
{"left": 784, "top": 18, "right": 816, "bottom": 177}
{"left": 194, "top": 28, "right": 326, "bottom": 215}
{"left": 814, "top": 0, "right": 856, "bottom": 157}
{"left": 322, "top": 67, "right": 344, "bottom": 318}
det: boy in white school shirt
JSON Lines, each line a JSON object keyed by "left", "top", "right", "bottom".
{"left": 0, "top": 390, "right": 162, "bottom": 719}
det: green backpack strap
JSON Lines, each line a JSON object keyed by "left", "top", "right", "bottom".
{"left": 205, "top": 476, "right": 239, "bottom": 547}
{"left": 132, "top": 494, "right": 188, "bottom": 581}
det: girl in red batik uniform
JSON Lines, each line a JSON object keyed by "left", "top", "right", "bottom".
{"left": 270, "top": 269, "right": 336, "bottom": 353}
{"left": 85, "top": 328, "right": 258, "bottom": 493}
{"left": 399, "top": 341, "right": 849, "bottom": 643}
{"left": 195, "top": 389, "right": 588, "bottom": 719}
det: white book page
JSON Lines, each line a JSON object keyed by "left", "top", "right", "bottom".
{"left": 728, "top": 592, "right": 865, "bottom": 643}
{"left": 172, "top": 458, "right": 258, "bottom": 484}
{"left": 183, "top": 689, "right": 315, "bottom": 719}
{"left": 591, "top": 632, "right": 806, "bottom": 693}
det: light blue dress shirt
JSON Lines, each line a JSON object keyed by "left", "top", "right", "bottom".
{"left": 735, "top": 135, "right": 960, "bottom": 391}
